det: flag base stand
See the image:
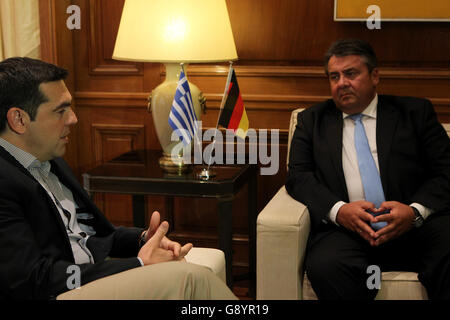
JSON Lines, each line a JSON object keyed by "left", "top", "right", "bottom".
{"left": 159, "top": 153, "right": 193, "bottom": 175}
{"left": 196, "top": 168, "right": 216, "bottom": 180}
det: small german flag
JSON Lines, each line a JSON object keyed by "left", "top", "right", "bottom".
{"left": 218, "top": 67, "right": 249, "bottom": 139}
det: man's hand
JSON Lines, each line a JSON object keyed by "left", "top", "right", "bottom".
{"left": 371, "top": 201, "right": 415, "bottom": 246}
{"left": 336, "top": 201, "right": 379, "bottom": 244}
{"left": 138, "top": 211, "right": 193, "bottom": 265}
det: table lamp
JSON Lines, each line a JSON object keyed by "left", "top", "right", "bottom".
{"left": 113, "top": 0, "right": 238, "bottom": 174}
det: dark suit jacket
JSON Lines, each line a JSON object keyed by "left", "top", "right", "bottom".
{"left": 0, "top": 148, "right": 143, "bottom": 299}
{"left": 286, "top": 95, "right": 450, "bottom": 241}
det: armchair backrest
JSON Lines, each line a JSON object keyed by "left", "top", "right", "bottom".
{"left": 286, "top": 108, "right": 304, "bottom": 169}
{"left": 444, "top": 124, "right": 450, "bottom": 138}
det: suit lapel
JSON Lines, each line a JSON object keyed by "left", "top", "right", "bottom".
{"left": 376, "top": 96, "right": 399, "bottom": 198}
{"left": 50, "top": 159, "right": 87, "bottom": 203}
{"left": 0, "top": 147, "right": 74, "bottom": 257}
{"left": 323, "top": 105, "right": 349, "bottom": 198}
{"left": 50, "top": 158, "right": 96, "bottom": 216}
{"left": 50, "top": 158, "right": 114, "bottom": 235}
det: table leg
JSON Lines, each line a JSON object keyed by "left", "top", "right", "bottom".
{"left": 132, "top": 195, "right": 147, "bottom": 228}
{"left": 165, "top": 196, "right": 174, "bottom": 233}
{"left": 218, "top": 196, "right": 234, "bottom": 288}
{"left": 248, "top": 168, "right": 257, "bottom": 298}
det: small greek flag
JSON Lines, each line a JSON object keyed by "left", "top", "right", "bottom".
{"left": 168, "top": 69, "right": 198, "bottom": 146}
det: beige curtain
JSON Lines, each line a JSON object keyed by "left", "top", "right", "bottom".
{"left": 0, "top": 0, "right": 40, "bottom": 60}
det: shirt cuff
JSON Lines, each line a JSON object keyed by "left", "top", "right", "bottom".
{"left": 410, "top": 203, "right": 433, "bottom": 220}
{"left": 328, "top": 201, "right": 347, "bottom": 226}
{"left": 137, "top": 257, "right": 144, "bottom": 266}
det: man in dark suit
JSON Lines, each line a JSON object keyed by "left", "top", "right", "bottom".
{"left": 0, "top": 57, "right": 236, "bottom": 300}
{"left": 286, "top": 39, "right": 450, "bottom": 299}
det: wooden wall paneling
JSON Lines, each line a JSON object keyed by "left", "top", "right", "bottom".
{"left": 225, "top": 0, "right": 450, "bottom": 66}
{"left": 75, "top": 103, "right": 154, "bottom": 227}
{"left": 90, "top": 118, "right": 146, "bottom": 228}
{"left": 72, "top": 0, "right": 144, "bottom": 92}
{"left": 39, "top": 0, "right": 57, "bottom": 64}
{"left": 93, "top": 193, "right": 134, "bottom": 227}
{"left": 91, "top": 123, "right": 145, "bottom": 164}
{"left": 87, "top": 0, "right": 143, "bottom": 75}
{"left": 74, "top": 105, "right": 155, "bottom": 170}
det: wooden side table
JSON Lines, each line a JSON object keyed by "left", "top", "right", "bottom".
{"left": 82, "top": 149, "right": 257, "bottom": 293}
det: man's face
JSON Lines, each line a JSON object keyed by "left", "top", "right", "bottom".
{"left": 327, "top": 55, "right": 379, "bottom": 114}
{"left": 25, "top": 80, "right": 77, "bottom": 162}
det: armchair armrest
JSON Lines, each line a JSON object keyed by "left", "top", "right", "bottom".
{"left": 256, "top": 186, "right": 310, "bottom": 300}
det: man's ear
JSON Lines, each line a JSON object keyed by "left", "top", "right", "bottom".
{"left": 6, "top": 108, "right": 29, "bottom": 134}
{"left": 371, "top": 68, "right": 380, "bottom": 86}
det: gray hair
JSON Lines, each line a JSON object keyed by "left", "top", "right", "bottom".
{"left": 324, "top": 39, "right": 378, "bottom": 74}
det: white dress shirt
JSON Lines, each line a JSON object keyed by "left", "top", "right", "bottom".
{"left": 328, "top": 95, "right": 432, "bottom": 225}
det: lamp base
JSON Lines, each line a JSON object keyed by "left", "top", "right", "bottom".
{"left": 159, "top": 152, "right": 193, "bottom": 175}
{"left": 149, "top": 63, "right": 205, "bottom": 168}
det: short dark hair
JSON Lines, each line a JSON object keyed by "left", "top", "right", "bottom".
{"left": 324, "top": 39, "right": 378, "bottom": 74}
{"left": 0, "top": 57, "right": 68, "bottom": 133}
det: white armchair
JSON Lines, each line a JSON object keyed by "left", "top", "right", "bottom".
{"left": 257, "top": 108, "right": 450, "bottom": 300}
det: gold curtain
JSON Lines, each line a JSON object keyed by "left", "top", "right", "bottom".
{"left": 0, "top": 0, "right": 40, "bottom": 60}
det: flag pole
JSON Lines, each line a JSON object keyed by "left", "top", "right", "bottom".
{"left": 197, "top": 61, "right": 234, "bottom": 180}
{"left": 180, "top": 63, "right": 203, "bottom": 161}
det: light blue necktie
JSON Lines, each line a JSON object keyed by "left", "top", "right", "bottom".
{"left": 349, "top": 114, "right": 387, "bottom": 230}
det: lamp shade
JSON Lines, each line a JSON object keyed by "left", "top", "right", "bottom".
{"left": 113, "top": 0, "right": 238, "bottom": 63}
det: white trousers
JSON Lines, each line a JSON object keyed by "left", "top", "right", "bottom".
{"left": 57, "top": 261, "right": 237, "bottom": 300}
